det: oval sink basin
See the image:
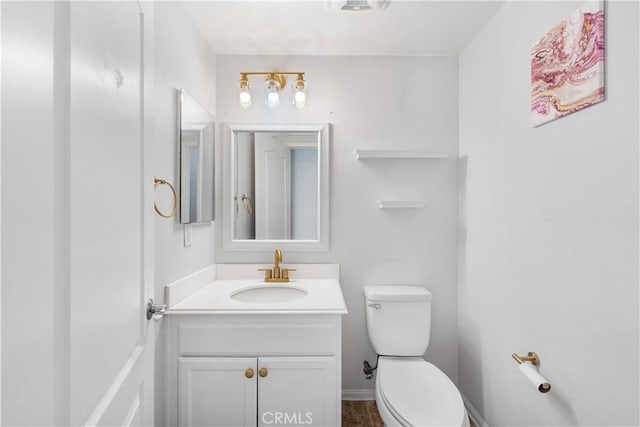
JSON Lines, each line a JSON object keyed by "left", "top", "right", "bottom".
{"left": 230, "top": 285, "right": 308, "bottom": 304}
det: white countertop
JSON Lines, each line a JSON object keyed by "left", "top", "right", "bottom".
{"left": 167, "top": 278, "right": 348, "bottom": 315}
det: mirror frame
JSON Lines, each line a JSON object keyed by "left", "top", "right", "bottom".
{"left": 178, "top": 88, "right": 215, "bottom": 224}
{"left": 222, "top": 123, "right": 330, "bottom": 252}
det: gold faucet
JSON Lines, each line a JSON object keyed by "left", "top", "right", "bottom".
{"left": 258, "top": 248, "right": 296, "bottom": 282}
{"left": 274, "top": 248, "right": 282, "bottom": 279}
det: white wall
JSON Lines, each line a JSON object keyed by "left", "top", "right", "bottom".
{"left": 215, "top": 55, "right": 459, "bottom": 392}
{"left": 153, "top": 3, "right": 216, "bottom": 300}
{"left": 152, "top": 3, "right": 216, "bottom": 425}
{"left": 458, "top": 2, "right": 639, "bottom": 425}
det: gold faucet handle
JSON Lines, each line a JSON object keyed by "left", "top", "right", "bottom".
{"left": 282, "top": 268, "right": 296, "bottom": 280}
{"left": 258, "top": 268, "right": 272, "bottom": 280}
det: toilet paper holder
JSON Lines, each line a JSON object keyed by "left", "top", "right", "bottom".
{"left": 512, "top": 352, "right": 540, "bottom": 365}
{"left": 512, "top": 351, "right": 551, "bottom": 393}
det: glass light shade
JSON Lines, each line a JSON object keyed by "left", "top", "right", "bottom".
{"left": 266, "top": 89, "right": 280, "bottom": 109}
{"left": 293, "top": 88, "right": 307, "bottom": 109}
{"left": 292, "top": 74, "right": 307, "bottom": 109}
{"left": 264, "top": 75, "right": 284, "bottom": 109}
{"left": 238, "top": 77, "right": 252, "bottom": 108}
{"left": 239, "top": 89, "right": 252, "bottom": 108}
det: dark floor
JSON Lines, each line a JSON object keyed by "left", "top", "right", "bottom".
{"left": 341, "top": 400, "right": 476, "bottom": 427}
{"left": 342, "top": 400, "right": 384, "bottom": 427}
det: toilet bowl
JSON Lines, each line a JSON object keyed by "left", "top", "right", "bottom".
{"left": 374, "top": 357, "right": 469, "bottom": 427}
{"left": 364, "top": 285, "right": 469, "bottom": 427}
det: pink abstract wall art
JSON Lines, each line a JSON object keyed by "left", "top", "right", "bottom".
{"left": 531, "top": 1, "right": 605, "bottom": 127}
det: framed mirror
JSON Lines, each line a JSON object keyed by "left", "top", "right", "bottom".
{"left": 178, "top": 89, "right": 215, "bottom": 224}
{"left": 223, "top": 123, "right": 330, "bottom": 251}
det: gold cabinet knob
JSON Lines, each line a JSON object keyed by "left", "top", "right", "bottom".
{"left": 245, "top": 368, "right": 254, "bottom": 379}
{"left": 258, "top": 367, "right": 268, "bottom": 378}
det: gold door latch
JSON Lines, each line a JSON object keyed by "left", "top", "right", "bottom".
{"left": 245, "top": 368, "right": 254, "bottom": 379}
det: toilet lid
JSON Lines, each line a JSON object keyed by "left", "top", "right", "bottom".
{"left": 378, "top": 357, "right": 466, "bottom": 427}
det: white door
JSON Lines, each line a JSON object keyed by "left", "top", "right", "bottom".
{"left": 257, "top": 357, "right": 337, "bottom": 427}
{"left": 179, "top": 358, "right": 258, "bottom": 427}
{"left": 254, "top": 133, "right": 291, "bottom": 240}
{"left": 69, "top": 2, "right": 154, "bottom": 425}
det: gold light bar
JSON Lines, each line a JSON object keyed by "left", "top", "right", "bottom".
{"left": 238, "top": 72, "right": 307, "bottom": 109}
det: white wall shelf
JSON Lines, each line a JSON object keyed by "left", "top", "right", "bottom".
{"left": 354, "top": 149, "right": 448, "bottom": 160}
{"left": 376, "top": 200, "right": 425, "bottom": 209}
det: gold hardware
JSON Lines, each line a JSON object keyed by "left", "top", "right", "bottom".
{"left": 282, "top": 268, "right": 296, "bottom": 280}
{"left": 240, "top": 72, "right": 304, "bottom": 93}
{"left": 239, "top": 73, "right": 250, "bottom": 90}
{"left": 273, "top": 248, "right": 282, "bottom": 279}
{"left": 240, "top": 72, "right": 305, "bottom": 81}
{"left": 513, "top": 352, "right": 551, "bottom": 393}
{"left": 245, "top": 368, "right": 254, "bottom": 379}
{"left": 265, "top": 278, "right": 292, "bottom": 283}
{"left": 238, "top": 72, "right": 306, "bottom": 98}
{"left": 259, "top": 367, "right": 268, "bottom": 378}
{"left": 512, "top": 352, "right": 540, "bottom": 366}
{"left": 154, "top": 177, "right": 177, "bottom": 218}
{"left": 259, "top": 249, "right": 295, "bottom": 282}
{"left": 266, "top": 73, "right": 287, "bottom": 91}
{"left": 258, "top": 268, "right": 273, "bottom": 280}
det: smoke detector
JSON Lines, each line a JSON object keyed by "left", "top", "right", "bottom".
{"left": 341, "top": 0, "right": 372, "bottom": 11}
{"left": 326, "top": 0, "right": 390, "bottom": 12}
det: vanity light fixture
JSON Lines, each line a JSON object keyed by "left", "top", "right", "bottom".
{"left": 238, "top": 72, "right": 307, "bottom": 109}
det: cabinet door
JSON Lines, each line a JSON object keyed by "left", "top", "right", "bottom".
{"left": 179, "top": 358, "right": 257, "bottom": 427}
{"left": 257, "top": 357, "right": 337, "bottom": 427}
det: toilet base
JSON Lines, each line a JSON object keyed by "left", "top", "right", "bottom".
{"left": 374, "top": 359, "right": 470, "bottom": 427}
{"left": 374, "top": 375, "right": 402, "bottom": 427}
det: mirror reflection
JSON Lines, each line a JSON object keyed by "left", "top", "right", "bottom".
{"left": 179, "top": 89, "right": 215, "bottom": 224}
{"left": 234, "top": 131, "right": 319, "bottom": 240}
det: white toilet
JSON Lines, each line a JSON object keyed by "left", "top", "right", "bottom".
{"left": 364, "top": 285, "right": 470, "bottom": 427}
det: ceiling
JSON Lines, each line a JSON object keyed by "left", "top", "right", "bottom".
{"left": 181, "top": 1, "right": 505, "bottom": 56}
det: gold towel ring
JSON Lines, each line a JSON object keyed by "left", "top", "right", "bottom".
{"left": 154, "top": 177, "right": 177, "bottom": 218}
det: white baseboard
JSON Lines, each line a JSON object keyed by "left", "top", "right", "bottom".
{"left": 461, "top": 393, "right": 489, "bottom": 427}
{"left": 342, "top": 389, "right": 375, "bottom": 401}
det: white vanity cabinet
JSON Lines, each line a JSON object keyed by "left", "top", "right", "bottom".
{"left": 179, "top": 357, "right": 257, "bottom": 427}
{"left": 166, "top": 314, "right": 342, "bottom": 427}
{"left": 257, "top": 356, "right": 336, "bottom": 427}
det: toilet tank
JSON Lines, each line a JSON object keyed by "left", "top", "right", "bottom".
{"left": 364, "top": 285, "right": 432, "bottom": 356}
